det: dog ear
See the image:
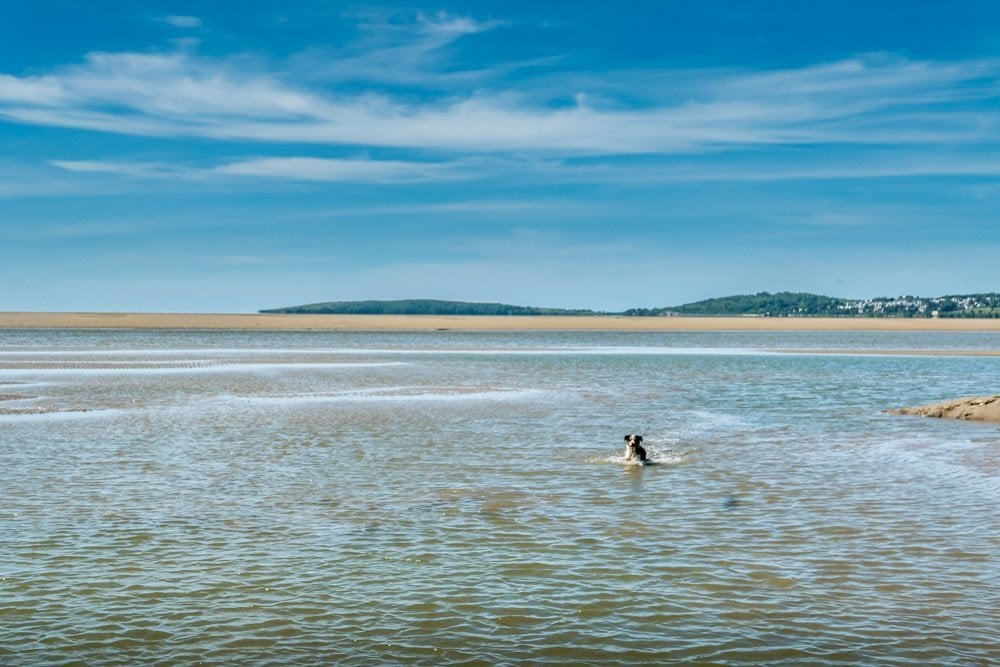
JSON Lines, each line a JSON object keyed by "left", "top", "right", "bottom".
{"left": 636, "top": 436, "right": 643, "bottom": 443}
{"left": 624, "top": 435, "right": 631, "bottom": 442}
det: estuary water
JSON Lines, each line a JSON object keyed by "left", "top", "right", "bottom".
{"left": 1, "top": 328, "right": 999, "bottom": 665}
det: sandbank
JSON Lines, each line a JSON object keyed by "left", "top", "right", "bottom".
{"left": 889, "top": 396, "right": 1000, "bottom": 424}
{"left": 2, "top": 312, "right": 1000, "bottom": 332}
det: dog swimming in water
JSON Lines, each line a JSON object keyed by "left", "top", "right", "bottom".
{"left": 623, "top": 434, "right": 648, "bottom": 464}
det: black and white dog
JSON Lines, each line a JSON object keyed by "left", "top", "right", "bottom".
{"left": 623, "top": 434, "right": 647, "bottom": 463}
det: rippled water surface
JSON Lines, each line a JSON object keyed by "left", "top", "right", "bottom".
{"left": 2, "top": 329, "right": 999, "bottom": 665}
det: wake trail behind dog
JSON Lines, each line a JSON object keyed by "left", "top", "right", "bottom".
{"left": 590, "top": 443, "right": 689, "bottom": 467}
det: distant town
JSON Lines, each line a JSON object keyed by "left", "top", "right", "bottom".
{"left": 263, "top": 292, "right": 1000, "bottom": 318}
{"left": 620, "top": 292, "right": 1000, "bottom": 318}
{"left": 834, "top": 294, "right": 1000, "bottom": 318}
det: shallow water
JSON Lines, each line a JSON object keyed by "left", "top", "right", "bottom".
{"left": 2, "top": 329, "right": 999, "bottom": 665}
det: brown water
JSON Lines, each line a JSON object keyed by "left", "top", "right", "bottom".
{"left": 1, "top": 330, "right": 999, "bottom": 664}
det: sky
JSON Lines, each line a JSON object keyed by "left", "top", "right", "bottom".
{"left": 1, "top": 0, "right": 999, "bottom": 313}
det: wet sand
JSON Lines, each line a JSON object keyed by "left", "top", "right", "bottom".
{"left": 889, "top": 396, "right": 1000, "bottom": 423}
{"left": 3, "top": 311, "right": 1000, "bottom": 332}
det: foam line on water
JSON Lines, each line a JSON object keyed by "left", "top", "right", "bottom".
{"left": 553, "top": 346, "right": 776, "bottom": 356}
{"left": 331, "top": 346, "right": 776, "bottom": 356}
{"left": 0, "top": 348, "right": 280, "bottom": 356}
{"left": 0, "top": 394, "right": 38, "bottom": 404}
{"left": 220, "top": 386, "right": 549, "bottom": 406}
{"left": 0, "top": 361, "right": 407, "bottom": 377}
{"left": 2, "top": 359, "right": 221, "bottom": 367}
{"left": 0, "top": 348, "right": 385, "bottom": 357}
{"left": 0, "top": 407, "right": 132, "bottom": 423}
{"left": 0, "top": 346, "right": 770, "bottom": 356}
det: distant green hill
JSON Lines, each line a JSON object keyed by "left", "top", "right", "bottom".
{"left": 260, "top": 299, "right": 598, "bottom": 316}
{"left": 623, "top": 292, "right": 849, "bottom": 317}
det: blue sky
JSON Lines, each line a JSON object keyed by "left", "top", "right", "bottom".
{"left": 1, "top": 1, "right": 999, "bottom": 312}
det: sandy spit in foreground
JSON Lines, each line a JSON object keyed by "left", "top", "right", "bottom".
{"left": 889, "top": 396, "right": 1000, "bottom": 423}
{"left": 2, "top": 311, "right": 1000, "bottom": 332}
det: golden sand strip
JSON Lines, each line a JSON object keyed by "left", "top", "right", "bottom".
{"left": 2, "top": 311, "right": 1000, "bottom": 332}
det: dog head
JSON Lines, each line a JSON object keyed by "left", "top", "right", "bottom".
{"left": 624, "top": 434, "right": 643, "bottom": 447}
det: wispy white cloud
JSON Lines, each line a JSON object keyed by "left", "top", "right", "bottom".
{"left": 161, "top": 15, "right": 202, "bottom": 29}
{"left": 551, "top": 153, "right": 1000, "bottom": 184}
{"left": 0, "top": 73, "right": 67, "bottom": 105}
{"left": 213, "top": 156, "right": 466, "bottom": 182}
{"left": 49, "top": 156, "right": 474, "bottom": 183}
{"left": 49, "top": 159, "right": 188, "bottom": 178}
{"left": 287, "top": 9, "right": 511, "bottom": 90}
{"left": 715, "top": 54, "right": 1000, "bottom": 106}
{"left": 45, "top": 146, "right": 1000, "bottom": 191}
{"left": 1, "top": 22, "right": 998, "bottom": 156}
{"left": 349, "top": 9, "right": 501, "bottom": 60}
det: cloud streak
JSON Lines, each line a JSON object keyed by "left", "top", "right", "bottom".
{"left": 214, "top": 156, "right": 471, "bottom": 182}
{"left": 313, "top": 9, "right": 504, "bottom": 86}
{"left": 2, "top": 30, "right": 999, "bottom": 157}
{"left": 48, "top": 148, "right": 1000, "bottom": 187}
{"left": 49, "top": 155, "right": 479, "bottom": 183}
{"left": 161, "top": 15, "right": 202, "bottom": 29}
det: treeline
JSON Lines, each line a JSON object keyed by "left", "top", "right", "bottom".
{"left": 261, "top": 299, "right": 598, "bottom": 316}
{"left": 622, "top": 292, "right": 847, "bottom": 317}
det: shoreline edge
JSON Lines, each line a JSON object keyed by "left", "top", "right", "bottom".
{"left": 3, "top": 312, "right": 1000, "bottom": 332}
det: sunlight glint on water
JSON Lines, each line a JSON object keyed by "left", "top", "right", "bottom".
{"left": 1, "top": 329, "right": 999, "bottom": 665}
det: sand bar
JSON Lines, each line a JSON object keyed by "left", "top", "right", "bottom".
{"left": 889, "top": 396, "right": 1000, "bottom": 423}
{"left": 2, "top": 311, "right": 1000, "bottom": 332}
